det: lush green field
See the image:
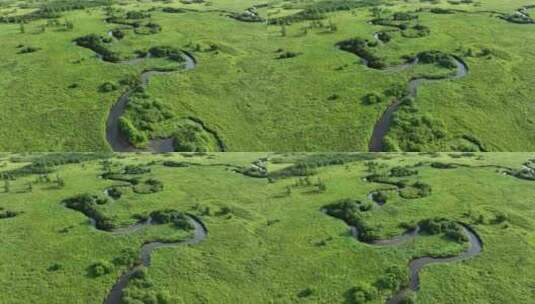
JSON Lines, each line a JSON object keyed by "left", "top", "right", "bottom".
{"left": 1, "top": 152, "right": 534, "bottom": 303}
{"left": 0, "top": 0, "right": 534, "bottom": 151}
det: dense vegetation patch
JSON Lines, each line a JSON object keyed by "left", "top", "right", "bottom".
{"left": 106, "top": 187, "right": 123, "bottom": 199}
{"left": 119, "top": 91, "right": 175, "bottom": 148}
{"left": 148, "top": 46, "right": 185, "bottom": 62}
{"left": 149, "top": 209, "right": 194, "bottom": 230}
{"left": 500, "top": 8, "right": 534, "bottom": 24}
{"left": 121, "top": 268, "right": 173, "bottom": 304}
{"left": 389, "top": 166, "right": 418, "bottom": 177}
{"left": 62, "top": 193, "right": 113, "bottom": 231}
{"left": 268, "top": 0, "right": 380, "bottom": 25}
{"left": 323, "top": 198, "right": 379, "bottom": 241}
{"left": 417, "top": 51, "right": 457, "bottom": 69}
{"left": 87, "top": 260, "right": 113, "bottom": 277}
{"left": 74, "top": 34, "right": 120, "bottom": 62}
{"left": 399, "top": 181, "right": 432, "bottom": 199}
{"left": 172, "top": 122, "right": 220, "bottom": 152}
{"left": 124, "top": 165, "right": 151, "bottom": 175}
{"left": 384, "top": 98, "right": 449, "bottom": 152}
{"left": 230, "top": 9, "right": 264, "bottom": 23}
{"left": 162, "top": 161, "right": 190, "bottom": 168}
{"left": 0, "top": 209, "right": 22, "bottom": 219}
{"left": 133, "top": 178, "right": 164, "bottom": 194}
{"left": 418, "top": 218, "right": 468, "bottom": 243}
{"left": 336, "top": 38, "right": 386, "bottom": 69}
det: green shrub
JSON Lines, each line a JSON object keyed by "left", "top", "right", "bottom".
{"left": 336, "top": 38, "right": 386, "bottom": 69}
{"left": 376, "top": 31, "right": 391, "bottom": 43}
{"left": 375, "top": 265, "right": 408, "bottom": 291}
{"left": 113, "top": 248, "right": 138, "bottom": 267}
{"left": 148, "top": 46, "right": 184, "bottom": 62}
{"left": 390, "top": 166, "right": 417, "bottom": 177}
{"left": 119, "top": 117, "right": 148, "bottom": 147}
{"left": 149, "top": 209, "right": 194, "bottom": 230}
{"left": 399, "top": 181, "right": 431, "bottom": 199}
{"left": 126, "top": 11, "right": 150, "bottom": 19}
{"left": 0, "top": 210, "right": 22, "bottom": 219}
{"left": 173, "top": 123, "right": 217, "bottom": 152}
{"left": 124, "top": 165, "right": 151, "bottom": 175}
{"left": 107, "top": 187, "right": 123, "bottom": 199}
{"left": 18, "top": 46, "right": 41, "bottom": 54}
{"left": 297, "top": 287, "right": 314, "bottom": 298}
{"left": 74, "top": 34, "right": 121, "bottom": 62}
{"left": 110, "top": 29, "right": 125, "bottom": 39}
{"left": 348, "top": 282, "right": 377, "bottom": 304}
{"left": 88, "top": 260, "right": 113, "bottom": 277}
{"left": 371, "top": 191, "right": 388, "bottom": 205}
{"left": 62, "top": 194, "right": 114, "bottom": 231}
{"left": 417, "top": 51, "right": 456, "bottom": 68}
{"left": 99, "top": 82, "right": 118, "bottom": 93}
{"left": 277, "top": 51, "right": 300, "bottom": 59}
{"left": 362, "top": 92, "right": 384, "bottom": 105}
{"left": 418, "top": 218, "right": 467, "bottom": 243}
{"left": 162, "top": 161, "right": 189, "bottom": 168}
{"left": 47, "top": 263, "right": 63, "bottom": 272}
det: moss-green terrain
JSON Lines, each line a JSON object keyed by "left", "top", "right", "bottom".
{"left": 1, "top": 0, "right": 535, "bottom": 151}
{"left": 1, "top": 152, "right": 534, "bottom": 303}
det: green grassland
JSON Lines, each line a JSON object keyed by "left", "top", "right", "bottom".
{"left": 0, "top": 0, "right": 534, "bottom": 152}
{"left": 0, "top": 152, "right": 534, "bottom": 303}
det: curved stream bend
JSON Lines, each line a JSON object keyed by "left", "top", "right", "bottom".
{"left": 367, "top": 55, "right": 468, "bottom": 152}
{"left": 103, "top": 214, "right": 207, "bottom": 304}
{"left": 63, "top": 200, "right": 207, "bottom": 304}
{"left": 323, "top": 209, "right": 482, "bottom": 304}
{"left": 105, "top": 52, "right": 197, "bottom": 152}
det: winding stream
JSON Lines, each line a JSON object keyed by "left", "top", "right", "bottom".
{"left": 105, "top": 52, "right": 197, "bottom": 152}
{"left": 74, "top": 38, "right": 218, "bottom": 152}
{"left": 324, "top": 208, "right": 482, "bottom": 303}
{"left": 103, "top": 214, "right": 207, "bottom": 304}
{"left": 63, "top": 199, "right": 207, "bottom": 304}
{"left": 367, "top": 55, "right": 468, "bottom": 152}
{"left": 340, "top": 30, "right": 470, "bottom": 152}
{"left": 323, "top": 164, "right": 484, "bottom": 303}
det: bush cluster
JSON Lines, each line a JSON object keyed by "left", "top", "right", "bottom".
{"left": 418, "top": 218, "right": 468, "bottom": 243}
{"left": 62, "top": 194, "right": 114, "bottom": 231}
{"left": 124, "top": 165, "right": 151, "bottom": 175}
{"left": 87, "top": 260, "right": 113, "bottom": 277}
{"left": 323, "top": 199, "right": 378, "bottom": 241}
{"left": 162, "top": 161, "right": 189, "bottom": 168}
{"left": 375, "top": 265, "right": 408, "bottom": 291}
{"left": 348, "top": 282, "right": 377, "bottom": 304}
{"left": 417, "top": 51, "right": 456, "bottom": 69}
{"left": 106, "top": 187, "right": 123, "bottom": 199}
{"left": 99, "top": 81, "right": 118, "bottom": 93}
{"left": 120, "top": 92, "right": 175, "bottom": 147}
{"left": 399, "top": 181, "right": 432, "bottom": 199}
{"left": 385, "top": 98, "right": 449, "bottom": 152}
{"left": 336, "top": 38, "right": 386, "bottom": 69}
{"left": 362, "top": 92, "right": 384, "bottom": 105}
{"left": 149, "top": 209, "right": 194, "bottom": 230}
{"left": 148, "top": 46, "right": 185, "bottom": 62}
{"left": 0, "top": 210, "right": 22, "bottom": 219}
{"left": 389, "top": 166, "right": 418, "bottom": 177}
{"left": 74, "top": 34, "right": 120, "bottom": 62}
{"left": 173, "top": 123, "right": 216, "bottom": 152}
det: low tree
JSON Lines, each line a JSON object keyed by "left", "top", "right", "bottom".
{"left": 65, "top": 20, "right": 74, "bottom": 31}
{"left": 349, "top": 282, "right": 377, "bottom": 304}
{"left": 56, "top": 175, "right": 65, "bottom": 188}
